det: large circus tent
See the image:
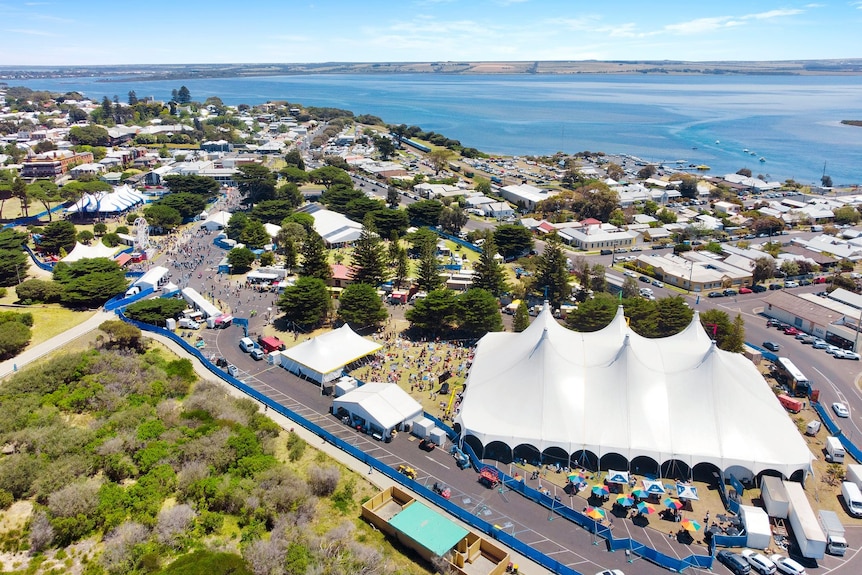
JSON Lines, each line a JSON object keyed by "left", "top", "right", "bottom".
{"left": 454, "top": 303, "right": 813, "bottom": 481}
{"left": 66, "top": 184, "right": 148, "bottom": 214}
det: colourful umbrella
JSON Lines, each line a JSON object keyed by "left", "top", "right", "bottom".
{"left": 636, "top": 502, "right": 656, "bottom": 515}
{"left": 664, "top": 498, "right": 683, "bottom": 510}
{"left": 585, "top": 506, "right": 606, "bottom": 520}
{"left": 680, "top": 519, "right": 702, "bottom": 532}
{"left": 591, "top": 485, "right": 610, "bottom": 496}
{"left": 616, "top": 495, "right": 635, "bottom": 507}
{"left": 631, "top": 489, "right": 649, "bottom": 499}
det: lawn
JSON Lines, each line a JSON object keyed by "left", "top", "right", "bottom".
{"left": 0, "top": 286, "right": 94, "bottom": 349}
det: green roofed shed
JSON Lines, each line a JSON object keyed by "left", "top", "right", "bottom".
{"left": 388, "top": 502, "right": 468, "bottom": 557}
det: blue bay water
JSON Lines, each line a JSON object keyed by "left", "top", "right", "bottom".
{"left": 14, "top": 73, "right": 862, "bottom": 185}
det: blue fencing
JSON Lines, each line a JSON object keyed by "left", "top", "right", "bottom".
{"left": 433, "top": 229, "right": 483, "bottom": 254}
{"left": 103, "top": 287, "right": 154, "bottom": 312}
{"left": 2, "top": 204, "right": 67, "bottom": 230}
{"left": 812, "top": 401, "right": 862, "bottom": 463}
{"left": 21, "top": 244, "right": 55, "bottom": 272}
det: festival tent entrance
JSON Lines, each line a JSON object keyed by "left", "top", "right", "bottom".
{"left": 332, "top": 382, "right": 423, "bottom": 437}
{"left": 279, "top": 324, "right": 383, "bottom": 384}
{"left": 455, "top": 303, "right": 814, "bottom": 480}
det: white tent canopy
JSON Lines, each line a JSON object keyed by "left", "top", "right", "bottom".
{"left": 455, "top": 303, "right": 813, "bottom": 479}
{"left": 61, "top": 241, "right": 121, "bottom": 262}
{"left": 332, "top": 382, "right": 423, "bottom": 435}
{"left": 66, "top": 184, "right": 148, "bottom": 214}
{"left": 279, "top": 324, "right": 383, "bottom": 383}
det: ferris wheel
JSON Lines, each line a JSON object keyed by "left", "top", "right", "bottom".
{"left": 134, "top": 217, "right": 150, "bottom": 251}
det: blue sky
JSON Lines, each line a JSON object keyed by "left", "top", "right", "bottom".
{"left": 0, "top": 1, "right": 859, "bottom": 66}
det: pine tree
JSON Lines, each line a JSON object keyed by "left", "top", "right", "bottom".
{"left": 300, "top": 231, "right": 331, "bottom": 281}
{"left": 283, "top": 237, "right": 298, "bottom": 271}
{"left": 513, "top": 300, "right": 530, "bottom": 332}
{"left": 395, "top": 246, "right": 409, "bottom": 288}
{"left": 388, "top": 231, "right": 401, "bottom": 264}
{"left": 472, "top": 239, "right": 508, "bottom": 297}
{"left": 536, "top": 233, "right": 570, "bottom": 306}
{"left": 350, "top": 218, "right": 389, "bottom": 286}
{"left": 417, "top": 241, "right": 442, "bottom": 292}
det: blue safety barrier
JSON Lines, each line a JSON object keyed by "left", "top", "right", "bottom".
{"left": 21, "top": 244, "right": 55, "bottom": 271}
{"left": 433, "top": 229, "right": 483, "bottom": 254}
{"left": 103, "top": 287, "right": 154, "bottom": 312}
{"left": 812, "top": 401, "right": 862, "bottom": 463}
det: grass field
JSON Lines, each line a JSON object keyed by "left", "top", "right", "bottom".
{"left": 0, "top": 286, "right": 94, "bottom": 350}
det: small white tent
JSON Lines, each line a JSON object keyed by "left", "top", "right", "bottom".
{"left": 333, "top": 382, "right": 423, "bottom": 436}
{"left": 279, "top": 324, "right": 382, "bottom": 383}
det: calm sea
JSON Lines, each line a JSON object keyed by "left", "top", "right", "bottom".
{"left": 12, "top": 73, "right": 862, "bottom": 185}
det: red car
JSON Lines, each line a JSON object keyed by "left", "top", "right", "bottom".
{"left": 783, "top": 326, "right": 801, "bottom": 335}
{"left": 739, "top": 287, "right": 753, "bottom": 294}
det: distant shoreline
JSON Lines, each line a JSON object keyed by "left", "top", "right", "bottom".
{"left": 3, "top": 59, "right": 862, "bottom": 82}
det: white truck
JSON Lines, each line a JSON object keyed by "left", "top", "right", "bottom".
{"left": 178, "top": 318, "right": 200, "bottom": 329}
{"left": 826, "top": 436, "right": 845, "bottom": 463}
{"left": 784, "top": 480, "right": 827, "bottom": 559}
{"left": 818, "top": 510, "right": 847, "bottom": 556}
{"left": 846, "top": 463, "right": 862, "bottom": 489}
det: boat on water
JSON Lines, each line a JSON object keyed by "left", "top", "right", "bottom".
{"left": 743, "top": 148, "right": 749, "bottom": 153}
{"left": 715, "top": 140, "right": 720, "bottom": 144}
{"left": 750, "top": 151, "right": 757, "bottom": 156}
{"left": 696, "top": 165, "right": 711, "bottom": 171}
{"left": 759, "top": 157, "right": 766, "bottom": 163}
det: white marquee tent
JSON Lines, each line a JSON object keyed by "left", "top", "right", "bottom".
{"left": 332, "top": 382, "right": 423, "bottom": 436}
{"left": 279, "top": 324, "right": 383, "bottom": 383}
{"left": 61, "top": 241, "right": 121, "bottom": 262}
{"left": 66, "top": 184, "right": 148, "bottom": 214}
{"left": 455, "top": 304, "right": 813, "bottom": 479}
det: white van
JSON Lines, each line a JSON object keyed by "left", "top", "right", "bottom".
{"left": 826, "top": 436, "right": 845, "bottom": 463}
{"left": 239, "top": 337, "right": 256, "bottom": 353}
{"left": 841, "top": 481, "right": 862, "bottom": 517}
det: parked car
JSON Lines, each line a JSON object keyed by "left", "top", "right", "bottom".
{"left": 600, "top": 249, "right": 613, "bottom": 255}
{"left": 784, "top": 281, "right": 800, "bottom": 288}
{"left": 798, "top": 335, "right": 817, "bottom": 344}
{"left": 708, "top": 291, "right": 724, "bottom": 298}
{"left": 825, "top": 345, "right": 842, "bottom": 355}
{"left": 639, "top": 276, "right": 650, "bottom": 283}
{"left": 812, "top": 339, "right": 828, "bottom": 349}
{"left": 752, "top": 284, "right": 767, "bottom": 293}
{"left": 799, "top": 279, "right": 813, "bottom": 286}
{"left": 767, "top": 318, "right": 783, "bottom": 327}
{"left": 724, "top": 289, "right": 738, "bottom": 296}
{"left": 832, "top": 402, "right": 850, "bottom": 418}
{"left": 741, "top": 550, "right": 777, "bottom": 575}
{"left": 763, "top": 341, "right": 781, "bottom": 352}
{"left": 717, "top": 550, "right": 751, "bottom": 575}
{"left": 739, "top": 287, "right": 753, "bottom": 294}
{"left": 768, "top": 555, "right": 806, "bottom": 575}
{"left": 652, "top": 279, "right": 665, "bottom": 288}
{"left": 837, "top": 350, "right": 861, "bottom": 360}
{"left": 783, "top": 327, "right": 801, "bottom": 336}
{"left": 768, "top": 284, "right": 783, "bottom": 290}
{"left": 250, "top": 348, "right": 265, "bottom": 361}
{"left": 624, "top": 270, "right": 638, "bottom": 278}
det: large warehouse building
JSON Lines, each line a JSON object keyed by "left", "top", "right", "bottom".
{"left": 454, "top": 304, "right": 813, "bottom": 482}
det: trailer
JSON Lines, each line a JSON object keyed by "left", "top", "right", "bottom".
{"left": 784, "top": 480, "right": 827, "bottom": 559}
{"left": 761, "top": 475, "right": 790, "bottom": 519}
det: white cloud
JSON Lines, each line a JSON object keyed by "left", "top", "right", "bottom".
{"left": 5, "top": 28, "right": 56, "bottom": 37}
